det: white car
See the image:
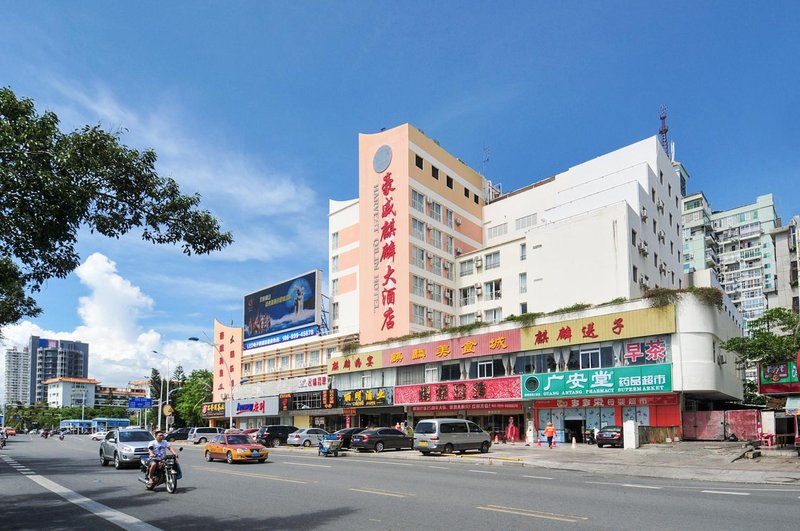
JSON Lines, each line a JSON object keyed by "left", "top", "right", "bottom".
{"left": 91, "top": 431, "right": 108, "bottom": 441}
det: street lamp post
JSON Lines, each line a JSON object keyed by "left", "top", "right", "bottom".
{"left": 188, "top": 336, "right": 236, "bottom": 429}
{"left": 153, "top": 350, "right": 172, "bottom": 431}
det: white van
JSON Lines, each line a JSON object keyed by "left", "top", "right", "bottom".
{"left": 413, "top": 418, "right": 491, "bottom": 455}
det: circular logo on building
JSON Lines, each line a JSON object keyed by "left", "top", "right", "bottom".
{"left": 524, "top": 376, "right": 540, "bottom": 393}
{"left": 373, "top": 145, "right": 392, "bottom": 173}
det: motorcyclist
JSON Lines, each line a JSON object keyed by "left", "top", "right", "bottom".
{"left": 0, "top": 430, "right": 7, "bottom": 447}
{"left": 146, "top": 430, "right": 178, "bottom": 487}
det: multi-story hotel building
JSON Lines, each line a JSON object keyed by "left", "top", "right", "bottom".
{"left": 28, "top": 336, "right": 89, "bottom": 404}
{"left": 203, "top": 124, "right": 744, "bottom": 442}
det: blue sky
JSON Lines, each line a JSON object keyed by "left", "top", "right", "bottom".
{"left": 1, "top": 2, "right": 798, "bottom": 389}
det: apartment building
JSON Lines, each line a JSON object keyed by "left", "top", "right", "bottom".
{"left": 4, "top": 347, "right": 30, "bottom": 405}
{"left": 29, "top": 336, "right": 90, "bottom": 404}
{"left": 768, "top": 215, "right": 800, "bottom": 314}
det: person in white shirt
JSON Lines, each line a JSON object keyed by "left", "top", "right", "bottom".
{"left": 147, "top": 431, "right": 178, "bottom": 486}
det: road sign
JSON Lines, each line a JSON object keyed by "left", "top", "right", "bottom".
{"left": 162, "top": 404, "right": 174, "bottom": 417}
{"left": 128, "top": 397, "right": 153, "bottom": 409}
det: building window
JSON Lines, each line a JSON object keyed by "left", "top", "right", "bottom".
{"left": 632, "top": 265, "right": 638, "bottom": 282}
{"left": 331, "top": 255, "right": 339, "bottom": 273}
{"left": 631, "top": 229, "right": 637, "bottom": 245}
{"left": 294, "top": 353, "right": 305, "bottom": 369}
{"left": 464, "top": 186, "right": 470, "bottom": 198}
{"left": 520, "top": 302, "right": 528, "bottom": 314}
{"left": 432, "top": 255, "right": 443, "bottom": 276}
{"left": 441, "top": 363, "right": 460, "bottom": 381}
{"left": 444, "top": 288, "right": 454, "bottom": 306}
{"left": 267, "top": 359, "right": 276, "bottom": 372}
{"left": 443, "top": 259, "right": 453, "bottom": 280}
{"left": 485, "top": 251, "right": 500, "bottom": 270}
{"left": 460, "top": 313, "right": 476, "bottom": 326}
{"left": 331, "top": 232, "right": 339, "bottom": 250}
{"left": 412, "top": 190, "right": 425, "bottom": 212}
{"left": 460, "top": 260, "right": 474, "bottom": 277}
{"left": 520, "top": 243, "right": 527, "bottom": 260}
{"left": 519, "top": 273, "right": 527, "bottom": 294}
{"left": 651, "top": 188, "right": 656, "bottom": 202}
{"left": 412, "top": 218, "right": 425, "bottom": 240}
{"left": 412, "top": 275, "right": 425, "bottom": 297}
{"left": 430, "top": 202, "right": 442, "bottom": 222}
{"left": 430, "top": 228, "right": 442, "bottom": 249}
{"left": 459, "top": 286, "right": 476, "bottom": 306}
{"left": 445, "top": 209, "right": 453, "bottom": 228}
{"left": 515, "top": 214, "right": 537, "bottom": 231}
{"left": 331, "top": 303, "right": 339, "bottom": 321}
{"left": 309, "top": 350, "right": 320, "bottom": 366}
{"left": 446, "top": 175, "right": 453, "bottom": 189}
{"left": 653, "top": 219, "right": 657, "bottom": 234}
{"left": 487, "top": 223, "right": 507, "bottom": 239}
{"left": 446, "top": 236, "right": 454, "bottom": 256}
{"left": 654, "top": 252, "right": 659, "bottom": 268}
{"left": 425, "top": 365, "right": 439, "bottom": 383}
{"left": 431, "top": 310, "right": 442, "bottom": 329}
{"left": 280, "top": 356, "right": 289, "bottom": 370}
{"left": 432, "top": 166, "right": 439, "bottom": 179}
{"left": 431, "top": 282, "right": 442, "bottom": 303}
{"left": 412, "top": 304, "right": 425, "bottom": 325}
{"left": 331, "top": 279, "right": 339, "bottom": 296}
{"left": 473, "top": 193, "right": 479, "bottom": 204}
{"left": 415, "top": 154, "right": 423, "bottom": 169}
{"left": 412, "top": 246, "right": 425, "bottom": 268}
{"left": 485, "top": 279, "right": 502, "bottom": 301}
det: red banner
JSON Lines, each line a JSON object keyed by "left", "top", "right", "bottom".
{"left": 533, "top": 393, "right": 678, "bottom": 408}
{"left": 394, "top": 376, "right": 520, "bottom": 405}
{"left": 411, "top": 401, "right": 522, "bottom": 412}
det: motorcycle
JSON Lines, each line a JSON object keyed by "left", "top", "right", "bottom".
{"left": 138, "top": 447, "right": 183, "bottom": 493}
{"left": 58, "top": 433, "right": 64, "bottom": 441}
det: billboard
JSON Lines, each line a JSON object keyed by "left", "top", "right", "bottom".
{"left": 243, "top": 270, "right": 322, "bottom": 344}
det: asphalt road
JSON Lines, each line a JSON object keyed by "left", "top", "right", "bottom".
{"left": 1, "top": 435, "right": 799, "bottom": 530}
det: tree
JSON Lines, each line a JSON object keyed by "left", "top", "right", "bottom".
{"left": 174, "top": 369, "right": 213, "bottom": 427}
{"left": 149, "top": 368, "right": 162, "bottom": 422}
{"left": 0, "top": 87, "right": 233, "bottom": 330}
{"left": 722, "top": 308, "right": 800, "bottom": 366}
{"left": 172, "top": 364, "right": 186, "bottom": 387}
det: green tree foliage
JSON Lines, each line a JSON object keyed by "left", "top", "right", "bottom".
{"left": 5, "top": 403, "right": 132, "bottom": 431}
{"left": 722, "top": 308, "right": 800, "bottom": 366}
{"left": 174, "top": 369, "right": 213, "bottom": 427}
{"left": 172, "top": 364, "right": 186, "bottom": 386}
{"left": 0, "top": 87, "right": 233, "bottom": 330}
{"left": 149, "top": 368, "right": 162, "bottom": 420}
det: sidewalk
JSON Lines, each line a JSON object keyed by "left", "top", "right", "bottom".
{"left": 268, "top": 439, "right": 800, "bottom": 485}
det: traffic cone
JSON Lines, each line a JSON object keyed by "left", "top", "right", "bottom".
{"left": 536, "top": 438, "right": 541, "bottom": 447}
{"left": 552, "top": 438, "right": 557, "bottom": 448}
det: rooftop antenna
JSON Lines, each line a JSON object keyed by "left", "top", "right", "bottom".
{"left": 659, "top": 105, "right": 671, "bottom": 159}
{"left": 481, "top": 144, "right": 490, "bottom": 176}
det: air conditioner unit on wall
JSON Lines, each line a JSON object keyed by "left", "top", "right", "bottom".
{"left": 641, "top": 206, "right": 648, "bottom": 221}
{"left": 638, "top": 241, "right": 649, "bottom": 256}
{"left": 444, "top": 316, "right": 451, "bottom": 325}
{"left": 455, "top": 217, "right": 463, "bottom": 225}
{"left": 426, "top": 310, "right": 433, "bottom": 319}
{"left": 717, "top": 354, "right": 727, "bottom": 366}
{"left": 455, "top": 247, "right": 463, "bottom": 255}
{"left": 426, "top": 251, "right": 433, "bottom": 259}
{"left": 657, "top": 199, "right": 665, "bottom": 212}
{"left": 658, "top": 230, "right": 666, "bottom": 242}
{"left": 475, "top": 257, "right": 483, "bottom": 268}
{"left": 426, "top": 281, "right": 433, "bottom": 292}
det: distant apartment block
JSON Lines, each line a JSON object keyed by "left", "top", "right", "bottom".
{"left": 29, "top": 336, "right": 89, "bottom": 404}
{"left": 4, "top": 347, "right": 31, "bottom": 405}
{"left": 768, "top": 215, "right": 800, "bottom": 314}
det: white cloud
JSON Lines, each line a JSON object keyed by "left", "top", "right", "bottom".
{"left": 1, "top": 253, "right": 212, "bottom": 389}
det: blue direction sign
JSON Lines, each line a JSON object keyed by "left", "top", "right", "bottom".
{"left": 128, "top": 397, "right": 153, "bottom": 409}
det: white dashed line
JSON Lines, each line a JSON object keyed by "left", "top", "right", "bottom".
{"left": 469, "top": 469, "right": 497, "bottom": 474}
{"left": 428, "top": 466, "right": 449, "bottom": 470}
{"left": 523, "top": 475, "right": 553, "bottom": 480}
{"left": 701, "top": 490, "right": 750, "bottom": 496}
{"left": 622, "top": 484, "right": 662, "bottom": 489}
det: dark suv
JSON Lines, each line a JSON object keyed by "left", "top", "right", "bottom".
{"left": 256, "top": 425, "right": 298, "bottom": 447}
{"left": 165, "top": 427, "right": 192, "bottom": 442}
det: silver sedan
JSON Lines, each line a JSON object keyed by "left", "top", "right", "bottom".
{"left": 285, "top": 428, "right": 329, "bottom": 447}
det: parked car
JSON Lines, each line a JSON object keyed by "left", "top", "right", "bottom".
{"left": 351, "top": 428, "right": 413, "bottom": 453}
{"left": 100, "top": 429, "right": 155, "bottom": 469}
{"left": 332, "top": 427, "right": 366, "bottom": 449}
{"left": 413, "top": 418, "right": 491, "bottom": 455}
{"left": 242, "top": 428, "right": 259, "bottom": 441}
{"left": 286, "top": 428, "right": 329, "bottom": 447}
{"left": 4, "top": 427, "right": 17, "bottom": 436}
{"left": 165, "top": 427, "right": 192, "bottom": 442}
{"left": 204, "top": 433, "right": 268, "bottom": 464}
{"left": 188, "top": 427, "right": 224, "bottom": 444}
{"left": 596, "top": 426, "right": 624, "bottom": 448}
{"left": 91, "top": 431, "right": 108, "bottom": 441}
{"left": 255, "top": 425, "right": 298, "bottom": 447}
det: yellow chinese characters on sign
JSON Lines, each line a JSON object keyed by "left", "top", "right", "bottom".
{"left": 520, "top": 306, "right": 675, "bottom": 350}
{"left": 327, "top": 351, "right": 383, "bottom": 374}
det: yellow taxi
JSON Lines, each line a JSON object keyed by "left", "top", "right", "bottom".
{"left": 204, "top": 433, "right": 268, "bottom": 464}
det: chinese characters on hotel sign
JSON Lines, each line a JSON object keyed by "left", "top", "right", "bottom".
{"left": 519, "top": 307, "right": 675, "bottom": 351}
{"left": 328, "top": 351, "right": 383, "bottom": 375}
{"left": 383, "top": 330, "right": 521, "bottom": 367}
{"left": 521, "top": 364, "right": 672, "bottom": 399}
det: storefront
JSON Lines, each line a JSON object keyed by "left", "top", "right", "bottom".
{"left": 280, "top": 390, "right": 345, "bottom": 431}
{"left": 337, "top": 386, "right": 404, "bottom": 429}
{"left": 394, "top": 376, "right": 525, "bottom": 441}
{"left": 522, "top": 365, "right": 679, "bottom": 443}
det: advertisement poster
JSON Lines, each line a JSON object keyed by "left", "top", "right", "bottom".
{"left": 244, "top": 270, "right": 322, "bottom": 342}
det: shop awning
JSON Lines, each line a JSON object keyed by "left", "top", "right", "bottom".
{"left": 786, "top": 395, "right": 800, "bottom": 415}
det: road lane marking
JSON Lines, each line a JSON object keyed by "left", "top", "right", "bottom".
{"left": 284, "top": 461, "right": 332, "bottom": 468}
{"left": 701, "top": 490, "right": 750, "bottom": 496}
{"left": 373, "top": 460, "right": 414, "bottom": 466}
{"left": 349, "top": 487, "right": 415, "bottom": 498}
{"left": 469, "top": 469, "right": 497, "bottom": 474}
{"left": 1, "top": 457, "right": 160, "bottom": 531}
{"left": 194, "top": 466, "right": 310, "bottom": 484}
{"left": 428, "top": 466, "right": 449, "bottom": 470}
{"left": 622, "top": 484, "right": 662, "bottom": 489}
{"left": 478, "top": 505, "right": 589, "bottom": 523}
{"left": 523, "top": 475, "right": 553, "bottom": 480}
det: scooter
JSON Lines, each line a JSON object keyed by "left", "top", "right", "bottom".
{"left": 58, "top": 433, "right": 64, "bottom": 441}
{"left": 138, "top": 447, "right": 183, "bottom": 493}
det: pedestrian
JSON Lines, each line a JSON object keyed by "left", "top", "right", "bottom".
{"left": 543, "top": 422, "right": 557, "bottom": 448}
{"left": 403, "top": 421, "right": 414, "bottom": 437}
{"left": 505, "top": 417, "right": 518, "bottom": 445}
{"left": 395, "top": 421, "right": 402, "bottom": 431}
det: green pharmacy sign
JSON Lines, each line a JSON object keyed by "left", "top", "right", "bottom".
{"left": 521, "top": 364, "right": 672, "bottom": 399}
